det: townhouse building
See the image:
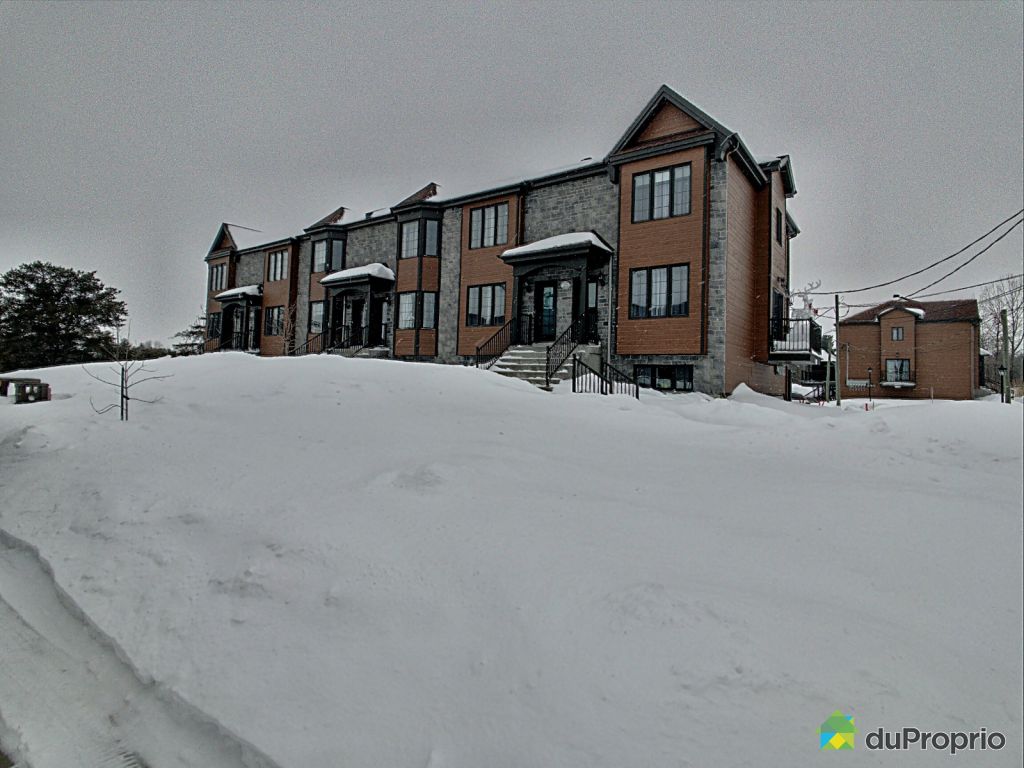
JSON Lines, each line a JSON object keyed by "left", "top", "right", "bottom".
{"left": 837, "top": 299, "right": 983, "bottom": 400}
{"left": 203, "top": 85, "right": 816, "bottom": 396}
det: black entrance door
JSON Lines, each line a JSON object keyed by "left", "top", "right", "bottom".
{"left": 330, "top": 295, "right": 346, "bottom": 347}
{"left": 535, "top": 281, "right": 558, "bottom": 342}
{"left": 349, "top": 298, "right": 365, "bottom": 346}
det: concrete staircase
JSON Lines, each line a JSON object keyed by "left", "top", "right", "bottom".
{"left": 490, "top": 343, "right": 600, "bottom": 389}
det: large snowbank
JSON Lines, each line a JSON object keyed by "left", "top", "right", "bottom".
{"left": 1, "top": 355, "right": 1021, "bottom": 767}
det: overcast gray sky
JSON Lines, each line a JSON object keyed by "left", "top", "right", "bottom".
{"left": 1, "top": 0, "right": 1021, "bottom": 343}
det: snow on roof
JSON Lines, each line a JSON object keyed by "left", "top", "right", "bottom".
{"left": 980, "top": 347, "right": 993, "bottom": 357}
{"left": 501, "top": 232, "right": 612, "bottom": 258}
{"left": 428, "top": 157, "right": 603, "bottom": 204}
{"left": 226, "top": 224, "right": 294, "bottom": 251}
{"left": 215, "top": 285, "right": 262, "bottom": 300}
{"left": 320, "top": 263, "right": 395, "bottom": 285}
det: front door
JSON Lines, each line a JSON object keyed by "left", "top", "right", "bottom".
{"left": 349, "top": 298, "right": 365, "bottom": 346}
{"left": 330, "top": 295, "right": 346, "bottom": 347}
{"left": 535, "top": 281, "right": 558, "bottom": 342}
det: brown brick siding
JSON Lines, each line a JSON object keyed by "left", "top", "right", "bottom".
{"left": 615, "top": 147, "right": 706, "bottom": 356}
{"left": 259, "top": 242, "right": 298, "bottom": 357}
{"left": 457, "top": 194, "right": 518, "bottom": 357}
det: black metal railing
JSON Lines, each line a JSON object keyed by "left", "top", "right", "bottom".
{"left": 769, "top": 317, "right": 822, "bottom": 356}
{"left": 350, "top": 325, "right": 389, "bottom": 357}
{"left": 473, "top": 317, "right": 520, "bottom": 368}
{"left": 571, "top": 355, "right": 639, "bottom": 399}
{"left": 545, "top": 312, "right": 589, "bottom": 388}
{"left": 879, "top": 369, "right": 916, "bottom": 385}
{"left": 292, "top": 330, "right": 328, "bottom": 356}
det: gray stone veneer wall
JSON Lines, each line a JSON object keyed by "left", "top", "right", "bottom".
{"left": 437, "top": 208, "right": 462, "bottom": 363}
{"left": 294, "top": 239, "right": 312, "bottom": 339}
{"left": 524, "top": 173, "right": 619, "bottom": 245}
{"left": 701, "top": 157, "right": 728, "bottom": 394}
{"left": 345, "top": 220, "right": 397, "bottom": 269}
{"left": 235, "top": 251, "right": 264, "bottom": 287}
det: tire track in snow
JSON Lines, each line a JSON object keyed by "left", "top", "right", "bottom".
{"left": 0, "top": 529, "right": 284, "bottom": 768}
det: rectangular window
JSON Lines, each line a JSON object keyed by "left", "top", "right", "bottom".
{"left": 775, "top": 208, "right": 783, "bottom": 245}
{"left": 398, "top": 292, "right": 416, "bottom": 329}
{"left": 634, "top": 364, "right": 693, "bottom": 392}
{"left": 209, "top": 263, "right": 226, "bottom": 292}
{"left": 629, "top": 264, "right": 689, "bottom": 319}
{"left": 312, "top": 241, "right": 328, "bottom": 273}
{"left": 401, "top": 221, "right": 419, "bottom": 259}
{"left": 891, "top": 326, "right": 904, "bottom": 341}
{"left": 309, "top": 301, "right": 324, "bottom": 334}
{"left": 267, "top": 250, "right": 289, "bottom": 282}
{"left": 207, "top": 312, "right": 221, "bottom": 339}
{"left": 886, "top": 358, "right": 911, "bottom": 381}
{"left": 425, "top": 220, "right": 439, "bottom": 257}
{"left": 468, "top": 203, "right": 509, "bottom": 249}
{"left": 331, "top": 240, "right": 344, "bottom": 271}
{"left": 264, "top": 306, "right": 284, "bottom": 336}
{"left": 422, "top": 292, "right": 437, "bottom": 329}
{"left": 470, "top": 209, "right": 483, "bottom": 249}
{"left": 631, "top": 163, "right": 692, "bottom": 223}
{"left": 466, "top": 283, "right": 506, "bottom": 326}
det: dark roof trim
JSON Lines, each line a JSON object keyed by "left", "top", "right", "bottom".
{"left": 606, "top": 84, "right": 733, "bottom": 158}
{"left": 759, "top": 154, "right": 797, "bottom": 197}
{"left": 234, "top": 237, "right": 295, "bottom": 255}
{"left": 785, "top": 210, "right": 800, "bottom": 238}
{"left": 605, "top": 132, "right": 716, "bottom": 168}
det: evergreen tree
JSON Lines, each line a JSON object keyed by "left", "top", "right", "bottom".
{"left": 0, "top": 261, "right": 127, "bottom": 371}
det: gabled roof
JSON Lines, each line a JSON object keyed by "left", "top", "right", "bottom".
{"left": 207, "top": 223, "right": 295, "bottom": 255}
{"left": 841, "top": 299, "right": 979, "bottom": 324}
{"left": 501, "top": 231, "right": 613, "bottom": 261}
{"left": 759, "top": 155, "right": 797, "bottom": 197}
{"left": 304, "top": 205, "right": 349, "bottom": 231}
{"left": 605, "top": 85, "right": 769, "bottom": 188}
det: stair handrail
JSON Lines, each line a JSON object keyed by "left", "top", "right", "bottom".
{"left": 545, "top": 312, "right": 589, "bottom": 388}
{"left": 292, "top": 330, "right": 328, "bottom": 357}
{"left": 475, "top": 317, "right": 517, "bottom": 369}
{"left": 571, "top": 355, "right": 640, "bottom": 399}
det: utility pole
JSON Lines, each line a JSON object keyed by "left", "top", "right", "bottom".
{"left": 824, "top": 335, "right": 832, "bottom": 404}
{"left": 834, "top": 294, "right": 842, "bottom": 407}
{"left": 1002, "top": 308, "right": 1011, "bottom": 404}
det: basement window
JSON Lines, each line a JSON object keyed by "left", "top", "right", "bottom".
{"left": 634, "top": 365, "right": 694, "bottom": 392}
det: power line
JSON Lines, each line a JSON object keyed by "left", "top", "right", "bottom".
{"left": 808, "top": 208, "right": 1023, "bottom": 295}
{"left": 905, "top": 219, "right": 1023, "bottom": 296}
{"left": 913, "top": 273, "right": 1024, "bottom": 298}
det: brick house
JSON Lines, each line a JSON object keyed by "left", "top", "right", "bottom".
{"left": 836, "top": 299, "right": 983, "bottom": 400}
{"left": 203, "top": 85, "right": 817, "bottom": 396}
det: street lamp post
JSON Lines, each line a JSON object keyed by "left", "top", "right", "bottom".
{"left": 998, "top": 365, "right": 1007, "bottom": 404}
{"left": 867, "top": 367, "right": 874, "bottom": 408}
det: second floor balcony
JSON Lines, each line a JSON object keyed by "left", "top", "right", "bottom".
{"left": 768, "top": 317, "right": 822, "bottom": 363}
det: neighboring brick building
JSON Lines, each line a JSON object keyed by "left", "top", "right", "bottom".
{"left": 837, "top": 299, "right": 983, "bottom": 400}
{"left": 203, "top": 85, "right": 818, "bottom": 396}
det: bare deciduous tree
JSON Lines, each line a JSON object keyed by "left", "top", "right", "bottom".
{"left": 83, "top": 324, "right": 172, "bottom": 421}
{"left": 980, "top": 275, "right": 1023, "bottom": 384}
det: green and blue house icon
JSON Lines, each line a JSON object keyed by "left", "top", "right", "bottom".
{"left": 819, "top": 711, "right": 856, "bottom": 750}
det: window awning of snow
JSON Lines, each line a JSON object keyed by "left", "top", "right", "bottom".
{"left": 320, "top": 263, "right": 396, "bottom": 286}
{"left": 980, "top": 347, "right": 993, "bottom": 357}
{"left": 876, "top": 305, "right": 925, "bottom": 320}
{"left": 215, "top": 285, "right": 262, "bottom": 301}
{"left": 500, "top": 231, "right": 613, "bottom": 264}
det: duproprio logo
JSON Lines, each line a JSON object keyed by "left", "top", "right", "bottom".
{"left": 819, "top": 711, "right": 856, "bottom": 750}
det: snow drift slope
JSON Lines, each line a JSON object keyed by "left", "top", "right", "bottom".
{"left": 1, "top": 354, "right": 1021, "bottom": 767}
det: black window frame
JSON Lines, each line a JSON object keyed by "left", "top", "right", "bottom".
{"left": 264, "top": 305, "right": 284, "bottom": 336}
{"left": 891, "top": 326, "right": 904, "bottom": 341}
{"left": 628, "top": 263, "right": 689, "bottom": 319}
{"left": 468, "top": 203, "right": 509, "bottom": 249}
{"left": 267, "top": 250, "right": 289, "bottom": 282}
{"left": 775, "top": 208, "right": 783, "bottom": 245}
{"left": 634, "top": 364, "right": 694, "bottom": 392}
{"left": 308, "top": 300, "right": 324, "bottom": 334}
{"left": 466, "top": 283, "right": 506, "bottom": 327}
{"left": 400, "top": 221, "right": 419, "bottom": 260}
{"left": 207, "top": 311, "right": 221, "bottom": 339}
{"left": 422, "top": 291, "right": 437, "bottom": 330}
{"left": 424, "top": 220, "right": 440, "bottom": 257}
{"left": 631, "top": 163, "right": 692, "bottom": 223}
{"left": 397, "top": 292, "right": 417, "bottom": 330}
{"left": 885, "top": 358, "right": 911, "bottom": 381}
{"left": 312, "top": 240, "right": 328, "bottom": 273}
{"left": 208, "top": 263, "right": 227, "bottom": 292}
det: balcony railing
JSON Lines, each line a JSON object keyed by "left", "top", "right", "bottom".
{"left": 769, "top": 317, "right": 822, "bottom": 359}
{"left": 880, "top": 369, "right": 916, "bottom": 386}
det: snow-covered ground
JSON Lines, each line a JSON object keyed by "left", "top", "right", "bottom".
{"left": 1, "top": 354, "right": 1021, "bottom": 767}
